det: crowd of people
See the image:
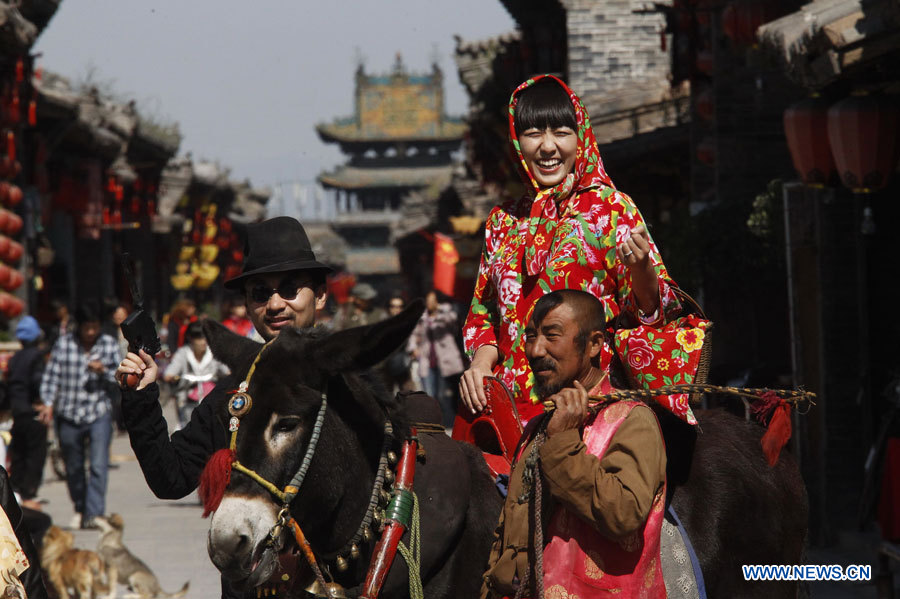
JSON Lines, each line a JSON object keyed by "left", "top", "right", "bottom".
{"left": 0, "top": 272, "right": 467, "bottom": 537}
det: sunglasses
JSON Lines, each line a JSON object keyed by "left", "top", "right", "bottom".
{"left": 247, "top": 279, "right": 306, "bottom": 304}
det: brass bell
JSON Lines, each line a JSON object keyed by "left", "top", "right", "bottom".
{"left": 324, "top": 582, "right": 348, "bottom": 599}
{"left": 363, "top": 527, "right": 373, "bottom": 543}
{"left": 380, "top": 490, "right": 391, "bottom": 505}
{"left": 384, "top": 470, "right": 395, "bottom": 484}
{"left": 387, "top": 451, "right": 398, "bottom": 464}
{"left": 336, "top": 555, "right": 348, "bottom": 572}
{"left": 350, "top": 544, "right": 360, "bottom": 560}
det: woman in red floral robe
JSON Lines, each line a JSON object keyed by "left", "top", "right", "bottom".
{"left": 459, "top": 75, "right": 682, "bottom": 423}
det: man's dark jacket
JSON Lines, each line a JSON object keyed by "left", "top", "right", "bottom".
{"left": 122, "top": 377, "right": 240, "bottom": 598}
{"left": 7, "top": 345, "right": 44, "bottom": 417}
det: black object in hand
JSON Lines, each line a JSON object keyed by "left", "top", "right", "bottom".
{"left": 120, "top": 310, "right": 161, "bottom": 356}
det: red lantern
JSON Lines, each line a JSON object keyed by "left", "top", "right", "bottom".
{"left": 827, "top": 92, "right": 900, "bottom": 193}
{"left": 3, "top": 269, "right": 22, "bottom": 291}
{"left": 6, "top": 131, "right": 15, "bottom": 162}
{"left": 0, "top": 236, "right": 10, "bottom": 257}
{"left": 0, "top": 210, "right": 9, "bottom": 232}
{"left": 722, "top": 0, "right": 788, "bottom": 47}
{"left": 9, "top": 93, "right": 19, "bottom": 123}
{"left": 696, "top": 88, "right": 714, "bottom": 121}
{"left": 15, "top": 59, "right": 24, "bottom": 83}
{"left": 0, "top": 265, "right": 10, "bottom": 288}
{"left": 697, "top": 137, "right": 716, "bottom": 165}
{"left": 784, "top": 96, "right": 838, "bottom": 187}
{"left": 6, "top": 185, "right": 22, "bottom": 207}
{"left": 5, "top": 241, "right": 23, "bottom": 263}
{"left": 28, "top": 97, "right": 36, "bottom": 127}
{"left": 696, "top": 50, "right": 713, "bottom": 76}
{"left": 5, "top": 213, "right": 22, "bottom": 235}
{"left": 6, "top": 296, "right": 24, "bottom": 318}
{"left": 0, "top": 293, "right": 11, "bottom": 314}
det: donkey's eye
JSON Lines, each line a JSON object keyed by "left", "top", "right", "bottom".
{"left": 274, "top": 417, "right": 301, "bottom": 433}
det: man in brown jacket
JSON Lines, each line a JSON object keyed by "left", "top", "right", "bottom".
{"left": 481, "top": 289, "right": 667, "bottom": 599}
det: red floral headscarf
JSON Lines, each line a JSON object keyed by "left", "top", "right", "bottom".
{"left": 508, "top": 75, "right": 615, "bottom": 276}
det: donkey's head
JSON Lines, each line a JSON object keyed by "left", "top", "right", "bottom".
{"left": 203, "top": 301, "right": 423, "bottom": 590}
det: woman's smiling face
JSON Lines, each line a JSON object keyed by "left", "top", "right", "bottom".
{"left": 519, "top": 125, "right": 578, "bottom": 189}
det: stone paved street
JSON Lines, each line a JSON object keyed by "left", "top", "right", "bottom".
{"left": 35, "top": 400, "right": 222, "bottom": 599}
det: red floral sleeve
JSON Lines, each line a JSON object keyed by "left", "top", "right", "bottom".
{"left": 463, "top": 206, "right": 503, "bottom": 360}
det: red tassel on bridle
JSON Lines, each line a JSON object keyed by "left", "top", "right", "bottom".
{"left": 752, "top": 391, "right": 793, "bottom": 467}
{"left": 199, "top": 448, "right": 235, "bottom": 517}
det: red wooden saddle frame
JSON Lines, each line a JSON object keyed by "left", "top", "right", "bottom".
{"left": 451, "top": 377, "right": 523, "bottom": 478}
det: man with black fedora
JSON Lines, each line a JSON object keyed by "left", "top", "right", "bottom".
{"left": 115, "top": 216, "right": 331, "bottom": 599}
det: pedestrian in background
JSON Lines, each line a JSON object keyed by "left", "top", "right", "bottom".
{"left": 39, "top": 303, "right": 122, "bottom": 530}
{"left": 7, "top": 316, "right": 49, "bottom": 511}
{"left": 163, "top": 321, "right": 229, "bottom": 428}
{"left": 222, "top": 297, "right": 255, "bottom": 338}
{"left": 104, "top": 301, "right": 130, "bottom": 432}
{"left": 381, "top": 294, "right": 415, "bottom": 393}
{"left": 409, "top": 290, "right": 465, "bottom": 429}
{"left": 166, "top": 298, "right": 197, "bottom": 350}
{"left": 46, "top": 299, "right": 72, "bottom": 348}
{"left": 333, "top": 283, "right": 387, "bottom": 329}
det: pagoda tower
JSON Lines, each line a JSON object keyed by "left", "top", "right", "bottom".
{"left": 316, "top": 55, "right": 465, "bottom": 291}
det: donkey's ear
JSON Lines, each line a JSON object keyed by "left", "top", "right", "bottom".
{"left": 315, "top": 299, "right": 425, "bottom": 373}
{"left": 203, "top": 319, "right": 263, "bottom": 374}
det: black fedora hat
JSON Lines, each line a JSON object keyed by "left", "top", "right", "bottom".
{"left": 223, "top": 216, "right": 332, "bottom": 290}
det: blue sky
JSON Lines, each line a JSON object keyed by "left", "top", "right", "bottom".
{"left": 35, "top": 1, "right": 514, "bottom": 188}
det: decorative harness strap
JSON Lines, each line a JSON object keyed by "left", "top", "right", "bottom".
{"left": 203, "top": 341, "right": 423, "bottom": 599}
{"left": 361, "top": 430, "right": 421, "bottom": 599}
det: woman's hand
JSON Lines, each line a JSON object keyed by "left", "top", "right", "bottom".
{"left": 116, "top": 349, "right": 158, "bottom": 391}
{"left": 616, "top": 224, "right": 661, "bottom": 317}
{"left": 459, "top": 345, "right": 499, "bottom": 414}
{"left": 616, "top": 224, "right": 653, "bottom": 270}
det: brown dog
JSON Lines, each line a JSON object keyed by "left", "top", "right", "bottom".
{"left": 40, "top": 526, "right": 116, "bottom": 599}
{"left": 94, "top": 515, "right": 188, "bottom": 599}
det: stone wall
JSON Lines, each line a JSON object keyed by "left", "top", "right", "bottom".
{"left": 561, "top": 0, "right": 672, "bottom": 100}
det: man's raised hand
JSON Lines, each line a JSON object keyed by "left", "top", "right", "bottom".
{"left": 116, "top": 349, "right": 158, "bottom": 391}
{"left": 546, "top": 380, "right": 590, "bottom": 437}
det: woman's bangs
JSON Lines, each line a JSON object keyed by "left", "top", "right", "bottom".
{"left": 514, "top": 80, "right": 577, "bottom": 134}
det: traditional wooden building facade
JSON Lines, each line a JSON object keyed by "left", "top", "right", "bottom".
{"left": 316, "top": 56, "right": 464, "bottom": 296}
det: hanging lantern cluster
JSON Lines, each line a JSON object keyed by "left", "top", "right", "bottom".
{"left": 0, "top": 56, "right": 33, "bottom": 319}
{"left": 101, "top": 171, "right": 159, "bottom": 229}
{"left": 0, "top": 172, "right": 24, "bottom": 317}
{"left": 218, "top": 217, "right": 243, "bottom": 282}
{"left": 171, "top": 204, "right": 227, "bottom": 291}
{"left": 784, "top": 91, "right": 899, "bottom": 193}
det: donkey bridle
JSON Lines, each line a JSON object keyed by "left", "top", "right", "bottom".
{"left": 224, "top": 342, "right": 405, "bottom": 597}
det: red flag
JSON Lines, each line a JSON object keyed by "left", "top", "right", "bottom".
{"left": 433, "top": 232, "right": 459, "bottom": 297}
{"left": 327, "top": 271, "right": 356, "bottom": 305}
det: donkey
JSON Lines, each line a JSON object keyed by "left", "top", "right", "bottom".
{"left": 203, "top": 302, "right": 503, "bottom": 598}
{"left": 202, "top": 301, "right": 808, "bottom": 598}
{"left": 660, "top": 405, "right": 809, "bottom": 598}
